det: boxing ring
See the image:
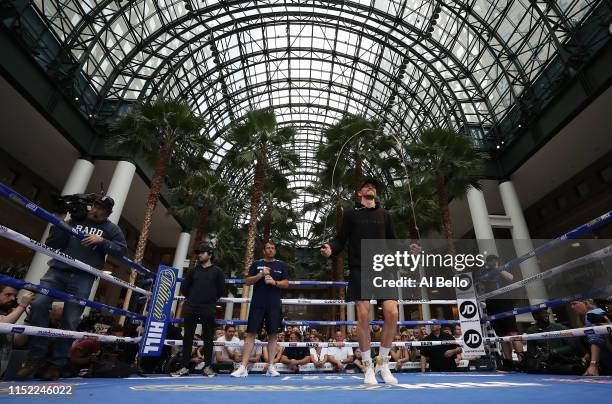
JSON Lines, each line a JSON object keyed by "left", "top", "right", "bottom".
{"left": 1, "top": 182, "right": 611, "bottom": 402}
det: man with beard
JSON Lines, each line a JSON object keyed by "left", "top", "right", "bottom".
{"left": 17, "top": 195, "right": 127, "bottom": 380}
{"left": 171, "top": 244, "right": 225, "bottom": 377}
{"left": 1, "top": 284, "right": 35, "bottom": 378}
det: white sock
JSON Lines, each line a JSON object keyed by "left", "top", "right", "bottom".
{"left": 362, "top": 350, "right": 371, "bottom": 361}
{"left": 379, "top": 347, "right": 390, "bottom": 358}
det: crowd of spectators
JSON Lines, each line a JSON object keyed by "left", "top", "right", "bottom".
{"left": 1, "top": 281, "right": 611, "bottom": 378}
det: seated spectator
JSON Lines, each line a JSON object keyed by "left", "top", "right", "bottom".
{"left": 351, "top": 348, "right": 366, "bottom": 373}
{"left": 410, "top": 327, "right": 424, "bottom": 362}
{"left": 213, "top": 325, "right": 239, "bottom": 373}
{"left": 263, "top": 333, "right": 284, "bottom": 372}
{"left": 571, "top": 299, "right": 612, "bottom": 375}
{"left": 452, "top": 325, "right": 480, "bottom": 364}
{"left": 1, "top": 285, "right": 35, "bottom": 378}
{"left": 309, "top": 335, "right": 330, "bottom": 370}
{"left": 524, "top": 309, "right": 584, "bottom": 374}
{"left": 326, "top": 330, "right": 354, "bottom": 370}
{"left": 347, "top": 326, "right": 358, "bottom": 342}
{"left": 214, "top": 327, "right": 224, "bottom": 340}
{"left": 235, "top": 336, "right": 262, "bottom": 365}
{"left": 281, "top": 332, "right": 310, "bottom": 372}
{"left": 420, "top": 323, "right": 462, "bottom": 372}
{"left": 394, "top": 332, "right": 411, "bottom": 371}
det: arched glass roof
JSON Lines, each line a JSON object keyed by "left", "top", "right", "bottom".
{"left": 28, "top": 0, "right": 605, "bottom": 242}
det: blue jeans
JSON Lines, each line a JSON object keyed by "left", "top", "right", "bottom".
{"left": 28, "top": 267, "right": 95, "bottom": 366}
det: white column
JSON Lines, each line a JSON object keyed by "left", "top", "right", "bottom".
{"left": 171, "top": 231, "right": 191, "bottom": 314}
{"left": 107, "top": 160, "right": 136, "bottom": 224}
{"left": 466, "top": 186, "right": 498, "bottom": 256}
{"left": 85, "top": 160, "right": 137, "bottom": 314}
{"left": 25, "top": 158, "right": 95, "bottom": 286}
{"left": 499, "top": 180, "right": 547, "bottom": 304}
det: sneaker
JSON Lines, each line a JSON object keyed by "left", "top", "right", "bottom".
{"left": 202, "top": 366, "right": 216, "bottom": 377}
{"left": 230, "top": 365, "right": 248, "bottom": 377}
{"left": 265, "top": 364, "right": 280, "bottom": 377}
{"left": 16, "top": 358, "right": 46, "bottom": 380}
{"left": 171, "top": 367, "right": 190, "bottom": 377}
{"left": 362, "top": 359, "right": 378, "bottom": 385}
{"left": 375, "top": 356, "right": 398, "bottom": 385}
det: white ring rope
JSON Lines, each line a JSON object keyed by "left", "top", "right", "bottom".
{"left": 0, "top": 225, "right": 151, "bottom": 296}
{"left": 478, "top": 244, "right": 612, "bottom": 300}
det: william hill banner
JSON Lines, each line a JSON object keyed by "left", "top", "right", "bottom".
{"left": 139, "top": 265, "right": 178, "bottom": 357}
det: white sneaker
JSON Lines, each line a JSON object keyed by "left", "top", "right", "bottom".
{"left": 363, "top": 359, "right": 378, "bottom": 385}
{"left": 375, "top": 356, "right": 398, "bottom": 384}
{"left": 266, "top": 364, "right": 280, "bottom": 377}
{"left": 230, "top": 365, "right": 248, "bottom": 377}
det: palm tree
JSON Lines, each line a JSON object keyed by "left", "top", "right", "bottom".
{"left": 386, "top": 177, "right": 443, "bottom": 240}
{"left": 316, "top": 115, "right": 400, "bottom": 202}
{"left": 260, "top": 167, "right": 299, "bottom": 244}
{"left": 222, "top": 108, "right": 300, "bottom": 320}
{"left": 169, "top": 162, "right": 230, "bottom": 263}
{"left": 109, "top": 98, "right": 210, "bottom": 316}
{"left": 407, "top": 127, "right": 486, "bottom": 251}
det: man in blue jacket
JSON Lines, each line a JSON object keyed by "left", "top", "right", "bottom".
{"left": 17, "top": 195, "right": 127, "bottom": 380}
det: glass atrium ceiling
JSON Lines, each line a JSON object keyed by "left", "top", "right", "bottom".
{"left": 26, "top": 0, "right": 605, "bottom": 241}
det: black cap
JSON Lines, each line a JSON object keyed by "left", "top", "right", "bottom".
{"left": 195, "top": 243, "right": 213, "bottom": 254}
{"left": 359, "top": 177, "right": 380, "bottom": 190}
{"left": 94, "top": 195, "right": 114, "bottom": 212}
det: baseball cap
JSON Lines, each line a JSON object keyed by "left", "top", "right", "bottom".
{"left": 359, "top": 177, "right": 380, "bottom": 190}
{"left": 195, "top": 243, "right": 214, "bottom": 254}
{"left": 94, "top": 195, "right": 115, "bottom": 212}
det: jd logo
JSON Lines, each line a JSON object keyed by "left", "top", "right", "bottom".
{"left": 464, "top": 329, "right": 482, "bottom": 348}
{"left": 457, "top": 274, "right": 472, "bottom": 291}
{"left": 459, "top": 301, "right": 477, "bottom": 319}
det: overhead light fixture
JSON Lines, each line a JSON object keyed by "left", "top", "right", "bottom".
{"left": 74, "top": 96, "right": 79, "bottom": 101}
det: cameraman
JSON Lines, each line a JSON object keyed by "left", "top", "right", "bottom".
{"left": 17, "top": 196, "right": 127, "bottom": 380}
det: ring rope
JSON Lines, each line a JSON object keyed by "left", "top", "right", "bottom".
{"left": 476, "top": 209, "right": 612, "bottom": 282}
{"left": 477, "top": 244, "right": 612, "bottom": 300}
{"left": 0, "top": 225, "right": 151, "bottom": 296}
{"left": 0, "top": 273, "right": 146, "bottom": 320}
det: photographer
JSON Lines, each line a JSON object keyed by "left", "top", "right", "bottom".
{"left": 17, "top": 195, "right": 127, "bottom": 381}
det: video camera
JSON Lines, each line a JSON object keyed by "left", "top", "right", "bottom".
{"left": 51, "top": 193, "right": 98, "bottom": 221}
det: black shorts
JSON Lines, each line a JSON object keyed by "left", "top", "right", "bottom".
{"left": 246, "top": 305, "right": 282, "bottom": 335}
{"left": 345, "top": 269, "right": 399, "bottom": 302}
{"left": 486, "top": 299, "right": 518, "bottom": 336}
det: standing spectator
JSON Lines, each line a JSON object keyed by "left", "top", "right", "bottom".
{"left": 420, "top": 323, "right": 462, "bottom": 372}
{"left": 281, "top": 332, "right": 311, "bottom": 372}
{"left": 171, "top": 244, "right": 224, "bottom": 377}
{"left": 17, "top": 196, "right": 127, "bottom": 380}
{"left": 231, "top": 241, "right": 288, "bottom": 377}
{"left": 475, "top": 255, "right": 523, "bottom": 370}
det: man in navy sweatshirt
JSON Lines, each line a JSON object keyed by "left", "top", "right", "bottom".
{"left": 18, "top": 195, "right": 127, "bottom": 380}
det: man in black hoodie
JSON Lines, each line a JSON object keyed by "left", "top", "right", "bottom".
{"left": 321, "top": 178, "right": 407, "bottom": 385}
{"left": 18, "top": 195, "right": 127, "bottom": 380}
{"left": 171, "top": 244, "right": 225, "bottom": 377}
